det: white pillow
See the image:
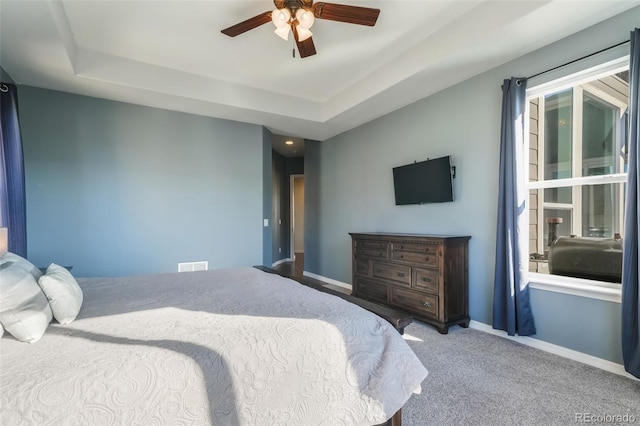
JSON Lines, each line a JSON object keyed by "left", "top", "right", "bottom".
{"left": 38, "top": 263, "right": 83, "bottom": 325}
{"left": 0, "top": 261, "right": 52, "bottom": 342}
{"left": 0, "top": 252, "right": 43, "bottom": 280}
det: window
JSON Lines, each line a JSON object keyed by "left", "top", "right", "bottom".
{"left": 526, "top": 62, "right": 629, "bottom": 298}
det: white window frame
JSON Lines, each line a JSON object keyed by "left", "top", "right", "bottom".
{"left": 524, "top": 56, "right": 630, "bottom": 303}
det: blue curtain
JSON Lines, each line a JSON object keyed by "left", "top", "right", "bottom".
{"left": 0, "top": 83, "right": 27, "bottom": 257}
{"left": 492, "top": 77, "right": 536, "bottom": 336}
{"left": 622, "top": 28, "right": 640, "bottom": 379}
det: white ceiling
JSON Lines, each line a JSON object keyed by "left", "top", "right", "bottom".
{"left": 1, "top": 0, "right": 638, "bottom": 143}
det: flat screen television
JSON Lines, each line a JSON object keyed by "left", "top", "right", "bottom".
{"left": 392, "top": 155, "right": 454, "bottom": 205}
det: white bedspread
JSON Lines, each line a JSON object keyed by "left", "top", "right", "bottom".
{"left": 0, "top": 267, "right": 427, "bottom": 425}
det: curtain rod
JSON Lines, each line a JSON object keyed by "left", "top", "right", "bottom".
{"left": 526, "top": 39, "right": 630, "bottom": 81}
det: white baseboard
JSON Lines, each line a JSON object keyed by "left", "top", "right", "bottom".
{"left": 271, "top": 258, "right": 291, "bottom": 267}
{"left": 469, "top": 320, "right": 638, "bottom": 381}
{"left": 303, "top": 271, "right": 353, "bottom": 291}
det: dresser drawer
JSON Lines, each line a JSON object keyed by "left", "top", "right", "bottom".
{"left": 391, "top": 242, "right": 435, "bottom": 253}
{"left": 413, "top": 267, "right": 439, "bottom": 293}
{"left": 355, "top": 259, "right": 370, "bottom": 276}
{"left": 391, "top": 287, "right": 438, "bottom": 318}
{"left": 372, "top": 262, "right": 411, "bottom": 286}
{"left": 355, "top": 278, "right": 389, "bottom": 304}
{"left": 360, "top": 240, "right": 388, "bottom": 250}
{"left": 356, "top": 247, "right": 389, "bottom": 259}
{"left": 391, "top": 250, "right": 438, "bottom": 267}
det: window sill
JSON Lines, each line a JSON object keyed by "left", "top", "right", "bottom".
{"left": 528, "top": 272, "right": 621, "bottom": 303}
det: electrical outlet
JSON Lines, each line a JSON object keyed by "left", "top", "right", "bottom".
{"left": 279, "top": 248, "right": 282, "bottom": 253}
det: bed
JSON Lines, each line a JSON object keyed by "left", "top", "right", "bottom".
{"left": 0, "top": 254, "right": 428, "bottom": 426}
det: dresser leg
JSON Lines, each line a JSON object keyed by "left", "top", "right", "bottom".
{"left": 376, "top": 409, "right": 402, "bottom": 426}
{"left": 389, "top": 409, "right": 402, "bottom": 426}
{"left": 437, "top": 326, "right": 449, "bottom": 334}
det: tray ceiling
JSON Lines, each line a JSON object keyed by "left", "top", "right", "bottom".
{"left": 1, "top": 0, "right": 638, "bottom": 141}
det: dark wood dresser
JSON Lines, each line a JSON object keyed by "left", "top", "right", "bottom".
{"left": 350, "top": 232, "right": 471, "bottom": 334}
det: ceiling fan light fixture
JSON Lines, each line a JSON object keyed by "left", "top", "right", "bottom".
{"left": 271, "top": 8, "right": 291, "bottom": 28}
{"left": 295, "top": 8, "right": 315, "bottom": 29}
{"left": 296, "top": 26, "right": 313, "bottom": 42}
{"left": 274, "top": 25, "right": 290, "bottom": 41}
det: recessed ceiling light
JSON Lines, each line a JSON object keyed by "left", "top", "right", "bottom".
{"left": 285, "top": 140, "right": 294, "bottom": 145}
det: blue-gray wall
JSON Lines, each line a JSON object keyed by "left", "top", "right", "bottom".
{"left": 304, "top": 140, "right": 321, "bottom": 273}
{"left": 19, "top": 86, "right": 265, "bottom": 277}
{"left": 1, "top": 66, "right": 14, "bottom": 84}
{"left": 262, "top": 127, "right": 273, "bottom": 266}
{"left": 305, "top": 8, "right": 640, "bottom": 364}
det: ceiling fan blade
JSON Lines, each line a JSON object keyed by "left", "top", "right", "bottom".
{"left": 297, "top": 37, "right": 317, "bottom": 58}
{"left": 312, "top": 2, "right": 380, "bottom": 26}
{"left": 221, "top": 11, "right": 272, "bottom": 37}
{"left": 293, "top": 26, "right": 317, "bottom": 58}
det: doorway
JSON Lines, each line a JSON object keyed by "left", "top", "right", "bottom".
{"left": 290, "top": 174, "right": 304, "bottom": 274}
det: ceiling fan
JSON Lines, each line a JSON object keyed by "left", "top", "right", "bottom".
{"left": 221, "top": 1, "right": 380, "bottom": 58}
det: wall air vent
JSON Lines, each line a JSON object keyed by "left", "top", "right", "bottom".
{"left": 178, "top": 261, "right": 209, "bottom": 272}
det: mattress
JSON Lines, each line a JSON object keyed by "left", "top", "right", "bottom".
{"left": 0, "top": 267, "right": 428, "bottom": 425}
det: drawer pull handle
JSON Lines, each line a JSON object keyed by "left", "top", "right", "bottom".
{"left": 400, "top": 255, "right": 404, "bottom": 258}
{"left": 422, "top": 301, "right": 432, "bottom": 308}
{"left": 422, "top": 277, "right": 432, "bottom": 283}
{"left": 379, "top": 252, "right": 383, "bottom": 256}
{"left": 397, "top": 272, "right": 405, "bottom": 278}
{"left": 425, "top": 257, "right": 429, "bottom": 262}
